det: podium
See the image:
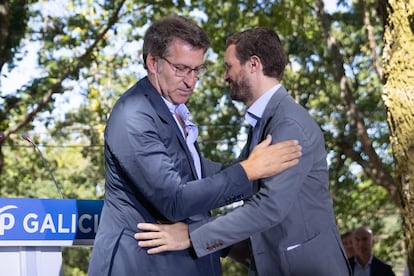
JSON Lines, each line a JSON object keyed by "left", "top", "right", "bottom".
{"left": 0, "top": 198, "right": 103, "bottom": 276}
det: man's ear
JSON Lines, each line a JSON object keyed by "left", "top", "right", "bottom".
{"left": 146, "top": 53, "right": 158, "bottom": 74}
{"left": 249, "top": 55, "right": 261, "bottom": 73}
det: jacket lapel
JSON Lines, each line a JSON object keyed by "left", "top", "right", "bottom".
{"left": 258, "top": 85, "right": 289, "bottom": 142}
{"left": 141, "top": 77, "right": 201, "bottom": 179}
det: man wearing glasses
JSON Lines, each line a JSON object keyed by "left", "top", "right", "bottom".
{"left": 88, "top": 15, "right": 301, "bottom": 276}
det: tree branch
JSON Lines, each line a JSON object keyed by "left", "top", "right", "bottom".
{"left": 314, "top": 0, "right": 398, "bottom": 205}
{"left": 359, "top": 0, "right": 384, "bottom": 80}
{"left": 5, "top": 0, "right": 127, "bottom": 139}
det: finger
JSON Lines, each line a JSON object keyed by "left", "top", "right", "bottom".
{"left": 270, "top": 142, "right": 301, "bottom": 155}
{"left": 255, "top": 135, "right": 272, "bottom": 148}
{"left": 285, "top": 150, "right": 302, "bottom": 160}
{"left": 134, "top": 231, "right": 163, "bottom": 240}
{"left": 138, "top": 239, "right": 165, "bottom": 248}
{"left": 147, "top": 245, "right": 170, "bottom": 254}
{"left": 280, "top": 159, "right": 299, "bottom": 169}
{"left": 271, "top": 140, "right": 299, "bottom": 150}
{"left": 277, "top": 147, "right": 302, "bottom": 159}
{"left": 137, "top": 223, "right": 160, "bottom": 231}
{"left": 282, "top": 159, "right": 299, "bottom": 166}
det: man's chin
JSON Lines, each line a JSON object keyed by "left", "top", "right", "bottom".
{"left": 175, "top": 96, "right": 191, "bottom": 105}
{"left": 230, "top": 92, "right": 241, "bottom": 102}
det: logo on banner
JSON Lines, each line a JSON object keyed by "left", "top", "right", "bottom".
{"left": 0, "top": 205, "right": 18, "bottom": 235}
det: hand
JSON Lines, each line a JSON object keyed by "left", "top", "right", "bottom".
{"left": 134, "top": 222, "right": 191, "bottom": 254}
{"left": 241, "top": 135, "right": 301, "bottom": 181}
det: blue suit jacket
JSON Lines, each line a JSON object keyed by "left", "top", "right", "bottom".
{"left": 189, "top": 86, "right": 351, "bottom": 276}
{"left": 349, "top": 256, "right": 396, "bottom": 276}
{"left": 88, "top": 77, "right": 252, "bottom": 276}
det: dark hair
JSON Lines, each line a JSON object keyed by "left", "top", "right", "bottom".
{"left": 226, "top": 27, "right": 286, "bottom": 80}
{"left": 142, "top": 15, "right": 210, "bottom": 69}
{"left": 341, "top": 231, "right": 353, "bottom": 238}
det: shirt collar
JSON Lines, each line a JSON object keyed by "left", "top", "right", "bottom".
{"left": 162, "top": 97, "right": 178, "bottom": 114}
{"left": 245, "top": 84, "right": 281, "bottom": 127}
{"left": 354, "top": 255, "right": 373, "bottom": 267}
{"left": 162, "top": 97, "right": 190, "bottom": 122}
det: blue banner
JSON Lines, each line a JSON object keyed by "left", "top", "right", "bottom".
{"left": 0, "top": 198, "right": 103, "bottom": 246}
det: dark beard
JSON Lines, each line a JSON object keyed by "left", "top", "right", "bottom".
{"left": 229, "top": 75, "right": 252, "bottom": 104}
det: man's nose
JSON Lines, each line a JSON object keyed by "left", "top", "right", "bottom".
{"left": 183, "top": 72, "right": 198, "bottom": 87}
{"left": 223, "top": 71, "right": 229, "bottom": 82}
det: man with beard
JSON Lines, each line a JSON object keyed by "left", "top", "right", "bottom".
{"left": 135, "top": 27, "right": 351, "bottom": 276}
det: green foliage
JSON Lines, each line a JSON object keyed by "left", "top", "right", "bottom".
{"left": 62, "top": 247, "right": 91, "bottom": 276}
{"left": 221, "top": 257, "right": 247, "bottom": 276}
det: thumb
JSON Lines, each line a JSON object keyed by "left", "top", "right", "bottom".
{"left": 255, "top": 134, "right": 272, "bottom": 148}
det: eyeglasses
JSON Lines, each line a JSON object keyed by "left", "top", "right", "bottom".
{"left": 161, "top": 57, "right": 207, "bottom": 78}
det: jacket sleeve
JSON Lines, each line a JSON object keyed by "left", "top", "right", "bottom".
{"left": 189, "top": 116, "right": 318, "bottom": 257}
{"left": 105, "top": 93, "right": 253, "bottom": 222}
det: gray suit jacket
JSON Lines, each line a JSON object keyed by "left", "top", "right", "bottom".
{"left": 88, "top": 77, "right": 253, "bottom": 276}
{"left": 190, "top": 86, "right": 351, "bottom": 276}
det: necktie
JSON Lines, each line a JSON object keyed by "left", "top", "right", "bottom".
{"left": 249, "top": 119, "right": 261, "bottom": 153}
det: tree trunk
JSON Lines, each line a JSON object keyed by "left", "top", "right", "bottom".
{"left": 382, "top": 0, "right": 414, "bottom": 274}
